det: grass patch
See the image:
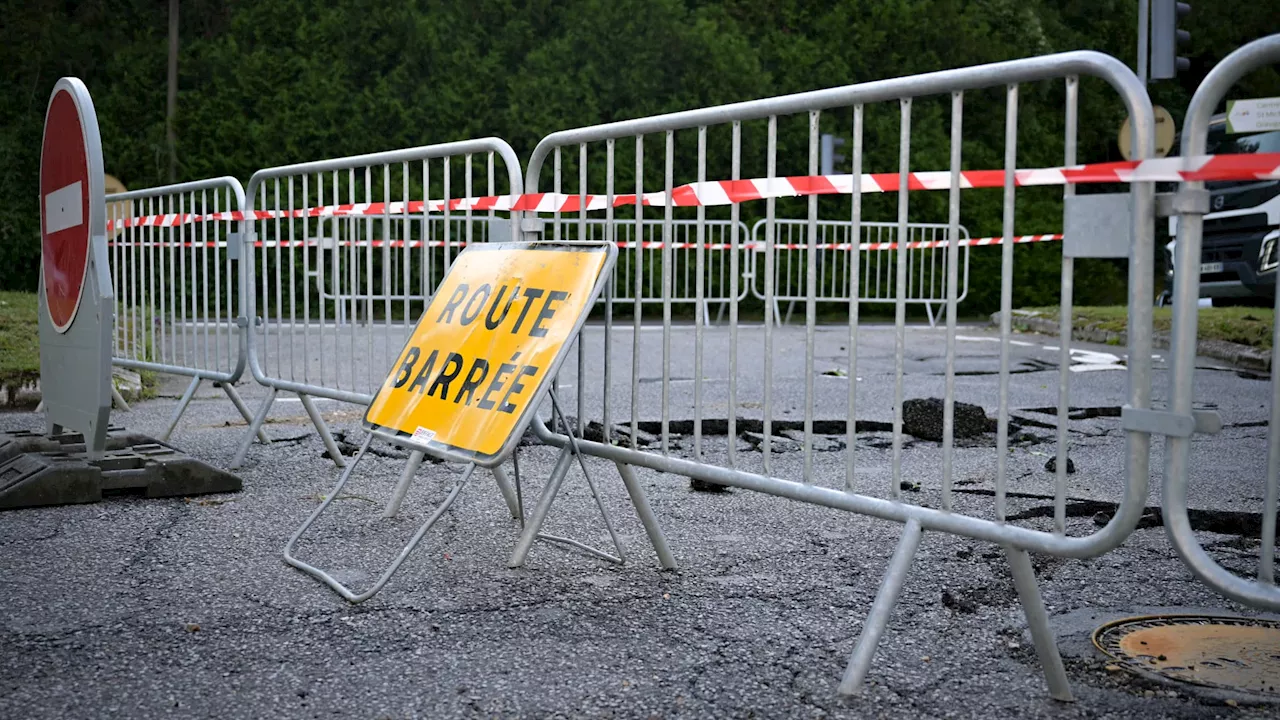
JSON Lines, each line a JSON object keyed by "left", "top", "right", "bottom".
{"left": 1023, "top": 305, "right": 1274, "bottom": 351}
{"left": 0, "top": 291, "right": 40, "bottom": 401}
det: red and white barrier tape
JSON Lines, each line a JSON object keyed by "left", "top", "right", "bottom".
{"left": 106, "top": 151, "right": 1280, "bottom": 231}
{"left": 761, "top": 233, "right": 1063, "bottom": 251}
{"left": 107, "top": 233, "right": 1063, "bottom": 252}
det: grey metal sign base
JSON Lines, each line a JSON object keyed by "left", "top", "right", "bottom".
{"left": 0, "top": 428, "right": 242, "bottom": 510}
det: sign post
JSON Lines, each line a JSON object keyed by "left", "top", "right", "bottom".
{"left": 284, "top": 240, "right": 641, "bottom": 603}
{"left": 38, "top": 78, "right": 114, "bottom": 456}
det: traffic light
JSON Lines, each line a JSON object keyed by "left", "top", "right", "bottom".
{"left": 820, "top": 133, "right": 846, "bottom": 175}
{"left": 1150, "top": 0, "right": 1191, "bottom": 80}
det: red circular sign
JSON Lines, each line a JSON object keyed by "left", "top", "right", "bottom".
{"left": 40, "top": 88, "right": 92, "bottom": 333}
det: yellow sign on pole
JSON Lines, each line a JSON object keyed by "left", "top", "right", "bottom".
{"left": 364, "top": 241, "right": 615, "bottom": 466}
{"left": 1118, "top": 105, "right": 1176, "bottom": 161}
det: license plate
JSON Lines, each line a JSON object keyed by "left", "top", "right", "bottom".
{"left": 1200, "top": 262, "right": 1224, "bottom": 274}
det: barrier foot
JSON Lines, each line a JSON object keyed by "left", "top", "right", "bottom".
{"left": 509, "top": 392, "right": 627, "bottom": 568}
{"left": 924, "top": 302, "right": 938, "bottom": 329}
{"left": 383, "top": 450, "right": 425, "bottom": 518}
{"left": 232, "top": 388, "right": 276, "bottom": 469}
{"left": 283, "top": 434, "right": 477, "bottom": 604}
{"left": 508, "top": 445, "right": 573, "bottom": 567}
{"left": 222, "top": 383, "right": 270, "bottom": 444}
{"left": 838, "top": 518, "right": 922, "bottom": 695}
{"left": 300, "top": 393, "right": 345, "bottom": 469}
{"left": 159, "top": 377, "right": 202, "bottom": 442}
{"left": 1005, "top": 547, "right": 1074, "bottom": 702}
{"left": 616, "top": 461, "right": 678, "bottom": 570}
{"left": 491, "top": 464, "right": 521, "bottom": 519}
{"left": 110, "top": 385, "right": 131, "bottom": 412}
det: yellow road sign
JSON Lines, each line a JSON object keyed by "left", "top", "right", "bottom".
{"left": 364, "top": 241, "right": 615, "bottom": 466}
{"left": 1119, "top": 105, "right": 1176, "bottom": 160}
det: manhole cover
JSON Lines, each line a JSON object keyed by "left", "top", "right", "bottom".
{"left": 1093, "top": 615, "right": 1280, "bottom": 698}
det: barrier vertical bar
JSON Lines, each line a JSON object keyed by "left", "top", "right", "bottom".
{"left": 427, "top": 159, "right": 437, "bottom": 302}
{"left": 149, "top": 196, "right": 159, "bottom": 365}
{"left": 728, "top": 121, "right": 741, "bottom": 469}
{"left": 1055, "top": 77, "right": 1078, "bottom": 533}
{"left": 178, "top": 192, "right": 188, "bottom": 367}
{"left": 603, "top": 139, "right": 616, "bottom": 446}
{"left": 661, "top": 131, "right": 674, "bottom": 457}
{"left": 633, "top": 135, "right": 644, "bottom": 450}
{"left": 402, "top": 163, "right": 410, "bottom": 337}
{"left": 316, "top": 172, "right": 325, "bottom": 387}
{"left": 764, "top": 116, "right": 777, "bottom": 473}
{"left": 942, "top": 92, "right": 963, "bottom": 510}
{"left": 694, "top": 126, "right": 706, "bottom": 462}
{"left": 363, "top": 167, "right": 373, "bottom": 393}
{"left": 288, "top": 177, "right": 298, "bottom": 382}
{"left": 1261, "top": 301, "right": 1279, "bottom": 584}
{"left": 443, "top": 157, "right": 452, "bottom": 275}
{"left": 846, "top": 105, "right": 864, "bottom": 492}
{"left": 275, "top": 179, "right": 286, "bottom": 384}
{"left": 995, "top": 84, "right": 1019, "bottom": 522}
{"left": 804, "top": 111, "right": 819, "bottom": 483}
{"left": 579, "top": 143, "right": 588, "bottom": 437}
{"left": 891, "top": 99, "right": 912, "bottom": 499}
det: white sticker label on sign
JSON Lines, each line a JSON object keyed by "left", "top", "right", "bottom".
{"left": 45, "top": 181, "right": 84, "bottom": 234}
{"left": 411, "top": 427, "right": 437, "bottom": 445}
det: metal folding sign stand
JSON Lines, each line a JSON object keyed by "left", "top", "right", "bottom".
{"left": 508, "top": 390, "right": 629, "bottom": 567}
{"left": 283, "top": 387, "right": 647, "bottom": 604}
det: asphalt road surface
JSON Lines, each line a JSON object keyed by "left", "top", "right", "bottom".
{"left": 2, "top": 322, "right": 1277, "bottom": 719}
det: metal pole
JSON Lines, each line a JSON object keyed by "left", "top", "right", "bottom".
{"left": 166, "top": 0, "right": 179, "bottom": 183}
{"left": 1137, "top": 0, "right": 1149, "bottom": 86}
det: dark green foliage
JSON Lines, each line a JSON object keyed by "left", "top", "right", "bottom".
{"left": 2, "top": 0, "right": 1277, "bottom": 312}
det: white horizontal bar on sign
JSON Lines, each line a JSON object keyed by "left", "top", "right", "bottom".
{"left": 45, "top": 181, "right": 84, "bottom": 234}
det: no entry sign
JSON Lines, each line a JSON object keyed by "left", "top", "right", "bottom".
{"left": 38, "top": 78, "right": 113, "bottom": 457}
{"left": 364, "top": 241, "right": 615, "bottom": 466}
{"left": 40, "top": 83, "right": 95, "bottom": 333}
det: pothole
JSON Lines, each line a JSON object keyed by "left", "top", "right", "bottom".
{"left": 1093, "top": 615, "right": 1280, "bottom": 700}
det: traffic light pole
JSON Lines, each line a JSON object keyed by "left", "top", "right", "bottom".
{"left": 1138, "top": 0, "right": 1149, "bottom": 85}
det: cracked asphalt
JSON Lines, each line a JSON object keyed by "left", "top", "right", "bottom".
{"left": 2, "top": 322, "right": 1278, "bottom": 719}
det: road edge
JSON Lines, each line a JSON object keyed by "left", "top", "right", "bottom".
{"left": 990, "top": 310, "right": 1273, "bottom": 373}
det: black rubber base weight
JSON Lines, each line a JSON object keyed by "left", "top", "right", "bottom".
{"left": 0, "top": 428, "right": 242, "bottom": 510}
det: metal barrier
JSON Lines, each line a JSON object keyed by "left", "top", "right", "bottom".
{"left": 514, "top": 51, "right": 1156, "bottom": 699}
{"left": 561, "top": 218, "right": 752, "bottom": 324}
{"left": 105, "top": 177, "right": 263, "bottom": 441}
{"left": 1164, "top": 34, "right": 1280, "bottom": 611}
{"left": 748, "top": 219, "right": 971, "bottom": 326}
{"left": 302, "top": 219, "right": 493, "bottom": 325}
{"left": 303, "top": 218, "right": 750, "bottom": 326}
{"left": 232, "top": 140, "right": 523, "bottom": 468}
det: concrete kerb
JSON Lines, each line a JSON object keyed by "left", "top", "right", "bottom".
{"left": 991, "top": 309, "right": 1273, "bottom": 373}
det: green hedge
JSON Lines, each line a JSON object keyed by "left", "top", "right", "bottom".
{"left": 4, "top": 0, "right": 1277, "bottom": 311}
